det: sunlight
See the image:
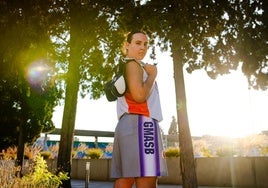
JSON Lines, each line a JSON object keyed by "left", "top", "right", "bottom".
{"left": 26, "top": 59, "right": 54, "bottom": 92}
{"left": 185, "top": 67, "right": 268, "bottom": 138}
{"left": 52, "top": 53, "right": 268, "bottom": 139}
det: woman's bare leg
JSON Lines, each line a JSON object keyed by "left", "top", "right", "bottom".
{"left": 114, "top": 177, "right": 135, "bottom": 188}
{"left": 135, "top": 177, "right": 157, "bottom": 188}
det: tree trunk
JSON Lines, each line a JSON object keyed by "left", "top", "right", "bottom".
{"left": 16, "top": 123, "right": 25, "bottom": 177}
{"left": 171, "top": 44, "right": 198, "bottom": 188}
{"left": 57, "top": 1, "right": 81, "bottom": 187}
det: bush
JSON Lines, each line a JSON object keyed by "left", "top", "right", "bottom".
{"left": 85, "top": 148, "right": 103, "bottom": 159}
{"left": 165, "top": 147, "right": 180, "bottom": 158}
{"left": 19, "top": 154, "right": 69, "bottom": 187}
{"left": 259, "top": 146, "right": 268, "bottom": 156}
{"left": 1, "top": 146, "right": 17, "bottom": 160}
{"left": 0, "top": 154, "right": 68, "bottom": 188}
{"left": 216, "top": 146, "right": 236, "bottom": 157}
{"left": 1, "top": 145, "right": 41, "bottom": 160}
{"left": 201, "top": 147, "right": 213, "bottom": 157}
{"left": 0, "top": 160, "right": 20, "bottom": 187}
{"left": 40, "top": 151, "right": 53, "bottom": 159}
{"left": 24, "top": 144, "right": 42, "bottom": 159}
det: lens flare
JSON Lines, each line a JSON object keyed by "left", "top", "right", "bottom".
{"left": 26, "top": 60, "right": 54, "bottom": 93}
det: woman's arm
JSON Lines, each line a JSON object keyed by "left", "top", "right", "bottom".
{"left": 125, "top": 60, "right": 157, "bottom": 103}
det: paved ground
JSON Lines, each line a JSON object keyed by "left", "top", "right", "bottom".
{"left": 71, "top": 180, "right": 177, "bottom": 187}
{"left": 71, "top": 179, "right": 231, "bottom": 188}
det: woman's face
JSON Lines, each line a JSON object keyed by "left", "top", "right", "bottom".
{"left": 126, "top": 33, "right": 148, "bottom": 60}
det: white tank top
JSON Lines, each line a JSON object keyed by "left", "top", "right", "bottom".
{"left": 117, "top": 68, "right": 163, "bottom": 122}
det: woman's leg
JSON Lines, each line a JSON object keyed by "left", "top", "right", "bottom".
{"left": 135, "top": 177, "right": 157, "bottom": 188}
{"left": 114, "top": 177, "right": 135, "bottom": 188}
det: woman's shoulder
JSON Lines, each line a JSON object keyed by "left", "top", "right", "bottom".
{"left": 124, "top": 58, "right": 144, "bottom": 66}
{"left": 125, "top": 60, "right": 143, "bottom": 72}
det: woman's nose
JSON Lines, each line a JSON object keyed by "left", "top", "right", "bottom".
{"left": 140, "top": 44, "right": 146, "bottom": 50}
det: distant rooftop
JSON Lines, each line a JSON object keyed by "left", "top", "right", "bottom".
{"left": 48, "top": 128, "right": 114, "bottom": 137}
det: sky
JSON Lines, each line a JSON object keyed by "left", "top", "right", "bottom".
{"left": 52, "top": 51, "right": 268, "bottom": 141}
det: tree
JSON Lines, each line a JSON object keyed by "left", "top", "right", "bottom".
{"left": 52, "top": 1, "right": 267, "bottom": 187}
{"left": 168, "top": 116, "right": 178, "bottom": 135}
{"left": 116, "top": 0, "right": 267, "bottom": 187}
{"left": 51, "top": 1, "right": 125, "bottom": 187}
{"left": 0, "top": 0, "right": 62, "bottom": 169}
{"left": 3, "top": 1, "right": 265, "bottom": 187}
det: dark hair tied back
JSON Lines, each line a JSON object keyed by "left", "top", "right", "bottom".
{"left": 126, "top": 30, "right": 146, "bottom": 43}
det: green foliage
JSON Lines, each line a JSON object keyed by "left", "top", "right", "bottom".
{"left": 71, "top": 143, "right": 105, "bottom": 159}
{"left": 85, "top": 148, "right": 103, "bottom": 159}
{"left": 139, "top": 0, "right": 268, "bottom": 90}
{"left": 216, "top": 146, "right": 236, "bottom": 157}
{"left": 0, "top": 0, "right": 63, "bottom": 150}
{"left": 165, "top": 147, "right": 180, "bottom": 158}
{"left": 1, "top": 1, "right": 266, "bottom": 186}
{"left": 40, "top": 151, "right": 53, "bottom": 160}
{"left": 259, "top": 146, "right": 268, "bottom": 156}
{"left": 0, "top": 155, "right": 68, "bottom": 188}
{"left": 19, "top": 155, "right": 69, "bottom": 187}
{"left": 200, "top": 147, "right": 213, "bottom": 158}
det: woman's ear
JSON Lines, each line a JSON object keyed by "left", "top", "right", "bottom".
{"left": 122, "top": 42, "right": 129, "bottom": 55}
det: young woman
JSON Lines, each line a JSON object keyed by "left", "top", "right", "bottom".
{"left": 110, "top": 31, "right": 168, "bottom": 188}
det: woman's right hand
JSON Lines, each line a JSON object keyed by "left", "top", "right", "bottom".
{"left": 143, "top": 64, "right": 157, "bottom": 79}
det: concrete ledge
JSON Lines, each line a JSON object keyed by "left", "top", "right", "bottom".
{"left": 45, "top": 157, "right": 268, "bottom": 187}
{"left": 158, "top": 157, "right": 182, "bottom": 184}
{"left": 255, "top": 157, "right": 268, "bottom": 187}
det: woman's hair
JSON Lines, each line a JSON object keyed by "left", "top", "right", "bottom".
{"left": 126, "top": 30, "right": 147, "bottom": 43}
{"left": 122, "top": 30, "right": 147, "bottom": 55}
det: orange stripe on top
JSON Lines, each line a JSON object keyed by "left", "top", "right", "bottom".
{"left": 125, "top": 92, "right": 150, "bottom": 117}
